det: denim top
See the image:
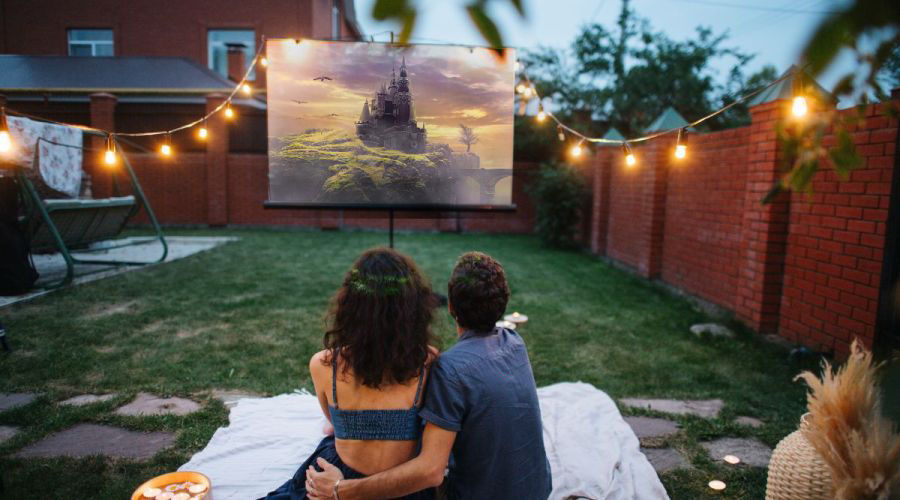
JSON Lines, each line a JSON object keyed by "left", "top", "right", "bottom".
{"left": 328, "top": 358, "right": 425, "bottom": 441}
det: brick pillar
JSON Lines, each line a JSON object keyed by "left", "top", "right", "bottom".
{"left": 591, "top": 147, "right": 613, "bottom": 255}
{"left": 226, "top": 43, "right": 246, "bottom": 83}
{"left": 206, "top": 93, "right": 229, "bottom": 226}
{"left": 735, "top": 101, "right": 791, "bottom": 333}
{"left": 643, "top": 140, "right": 669, "bottom": 278}
{"left": 89, "top": 93, "right": 117, "bottom": 198}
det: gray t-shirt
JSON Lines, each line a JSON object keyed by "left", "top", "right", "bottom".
{"left": 419, "top": 328, "right": 552, "bottom": 500}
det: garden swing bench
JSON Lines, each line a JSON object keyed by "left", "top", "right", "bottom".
{"left": 14, "top": 129, "right": 167, "bottom": 289}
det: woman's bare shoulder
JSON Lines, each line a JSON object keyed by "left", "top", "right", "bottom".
{"left": 309, "top": 349, "right": 332, "bottom": 374}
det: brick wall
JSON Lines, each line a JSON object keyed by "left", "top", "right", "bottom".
{"left": 589, "top": 97, "right": 898, "bottom": 356}
{"left": 779, "top": 104, "right": 897, "bottom": 352}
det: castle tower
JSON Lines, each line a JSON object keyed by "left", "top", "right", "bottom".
{"left": 359, "top": 99, "right": 371, "bottom": 122}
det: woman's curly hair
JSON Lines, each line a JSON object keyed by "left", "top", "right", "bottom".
{"left": 324, "top": 248, "right": 436, "bottom": 388}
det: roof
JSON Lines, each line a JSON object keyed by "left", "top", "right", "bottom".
{"left": 646, "top": 107, "right": 689, "bottom": 132}
{"left": 602, "top": 127, "right": 625, "bottom": 141}
{"left": 0, "top": 55, "right": 238, "bottom": 94}
{"left": 747, "top": 65, "right": 834, "bottom": 106}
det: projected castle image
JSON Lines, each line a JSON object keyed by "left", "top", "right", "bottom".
{"left": 355, "top": 57, "right": 428, "bottom": 153}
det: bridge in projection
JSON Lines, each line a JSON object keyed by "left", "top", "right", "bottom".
{"left": 456, "top": 168, "right": 513, "bottom": 204}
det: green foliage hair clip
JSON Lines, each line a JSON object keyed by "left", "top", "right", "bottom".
{"left": 347, "top": 269, "right": 409, "bottom": 296}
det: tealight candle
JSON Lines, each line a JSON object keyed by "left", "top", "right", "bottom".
{"left": 156, "top": 493, "right": 174, "bottom": 500}
{"left": 143, "top": 487, "right": 162, "bottom": 498}
{"left": 188, "top": 484, "right": 207, "bottom": 494}
{"left": 723, "top": 455, "right": 740, "bottom": 465}
{"left": 708, "top": 480, "right": 726, "bottom": 491}
{"left": 173, "top": 493, "right": 190, "bottom": 500}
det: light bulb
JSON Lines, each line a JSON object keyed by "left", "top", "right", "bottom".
{"left": 225, "top": 106, "right": 235, "bottom": 119}
{"left": 674, "top": 144, "right": 687, "bottom": 159}
{"left": 571, "top": 142, "right": 583, "bottom": 157}
{"left": 625, "top": 153, "right": 636, "bottom": 166}
{"left": 160, "top": 144, "right": 172, "bottom": 156}
{"left": 0, "top": 130, "right": 11, "bottom": 153}
{"left": 792, "top": 96, "right": 808, "bottom": 117}
{"left": 558, "top": 130, "right": 565, "bottom": 142}
{"left": 516, "top": 83, "right": 526, "bottom": 94}
{"left": 259, "top": 56, "right": 268, "bottom": 67}
{"left": 536, "top": 110, "right": 546, "bottom": 122}
{"left": 104, "top": 149, "right": 116, "bottom": 165}
{"left": 242, "top": 83, "right": 252, "bottom": 95}
{"left": 198, "top": 127, "right": 208, "bottom": 139}
{"left": 522, "top": 87, "right": 533, "bottom": 98}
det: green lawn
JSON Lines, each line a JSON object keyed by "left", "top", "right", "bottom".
{"left": 0, "top": 229, "right": 812, "bottom": 499}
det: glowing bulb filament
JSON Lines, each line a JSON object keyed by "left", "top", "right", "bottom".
{"left": 104, "top": 149, "right": 116, "bottom": 165}
{"left": 536, "top": 110, "right": 546, "bottom": 122}
{"left": 571, "top": 141, "right": 583, "bottom": 158}
{"left": 516, "top": 83, "right": 526, "bottom": 94}
{"left": 522, "top": 86, "right": 533, "bottom": 98}
{"left": 675, "top": 144, "right": 687, "bottom": 159}
{"left": 792, "top": 96, "right": 808, "bottom": 117}
{"left": 198, "top": 127, "right": 208, "bottom": 139}
{"left": 0, "top": 130, "right": 11, "bottom": 153}
{"left": 259, "top": 56, "right": 268, "bottom": 67}
{"left": 241, "top": 83, "right": 252, "bottom": 95}
{"left": 225, "top": 105, "right": 235, "bottom": 119}
{"left": 160, "top": 144, "right": 172, "bottom": 156}
{"left": 626, "top": 153, "right": 636, "bottom": 166}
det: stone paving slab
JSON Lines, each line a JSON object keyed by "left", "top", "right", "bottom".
{"left": 641, "top": 447, "right": 690, "bottom": 473}
{"left": 211, "top": 390, "right": 263, "bottom": 407}
{"left": 624, "top": 416, "right": 680, "bottom": 439}
{"left": 15, "top": 424, "right": 174, "bottom": 460}
{"left": 115, "top": 393, "right": 201, "bottom": 417}
{"left": 690, "top": 323, "right": 735, "bottom": 338}
{"left": 0, "top": 425, "right": 20, "bottom": 444}
{"left": 701, "top": 437, "right": 772, "bottom": 467}
{"left": 0, "top": 393, "right": 37, "bottom": 412}
{"left": 60, "top": 394, "right": 118, "bottom": 407}
{"left": 620, "top": 398, "right": 724, "bottom": 418}
{"left": 735, "top": 416, "right": 764, "bottom": 428}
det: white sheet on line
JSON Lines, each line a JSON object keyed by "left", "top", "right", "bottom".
{"left": 179, "top": 382, "right": 669, "bottom": 499}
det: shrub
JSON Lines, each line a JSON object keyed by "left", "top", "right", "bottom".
{"left": 527, "top": 162, "right": 589, "bottom": 248}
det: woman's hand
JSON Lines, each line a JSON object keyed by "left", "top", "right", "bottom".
{"left": 307, "top": 458, "right": 344, "bottom": 499}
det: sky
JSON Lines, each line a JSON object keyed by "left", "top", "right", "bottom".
{"left": 267, "top": 39, "right": 515, "bottom": 168}
{"left": 354, "top": 0, "right": 860, "bottom": 99}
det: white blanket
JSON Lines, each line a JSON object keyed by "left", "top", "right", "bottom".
{"left": 7, "top": 115, "right": 83, "bottom": 197}
{"left": 180, "top": 382, "right": 668, "bottom": 499}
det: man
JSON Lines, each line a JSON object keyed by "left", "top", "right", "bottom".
{"left": 307, "top": 252, "right": 551, "bottom": 500}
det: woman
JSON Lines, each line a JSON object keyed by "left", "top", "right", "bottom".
{"left": 263, "top": 248, "right": 438, "bottom": 500}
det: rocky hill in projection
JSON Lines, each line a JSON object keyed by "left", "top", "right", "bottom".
{"left": 269, "top": 129, "right": 478, "bottom": 204}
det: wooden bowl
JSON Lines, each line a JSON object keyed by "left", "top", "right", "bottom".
{"left": 131, "top": 471, "right": 211, "bottom": 500}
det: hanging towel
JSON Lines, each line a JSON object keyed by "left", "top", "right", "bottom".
{"left": 7, "top": 115, "right": 84, "bottom": 198}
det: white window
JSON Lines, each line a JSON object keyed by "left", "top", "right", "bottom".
{"left": 208, "top": 30, "right": 255, "bottom": 80}
{"left": 332, "top": 1, "right": 341, "bottom": 40}
{"left": 68, "top": 29, "right": 114, "bottom": 56}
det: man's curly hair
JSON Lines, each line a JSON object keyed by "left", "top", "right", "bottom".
{"left": 447, "top": 252, "right": 510, "bottom": 333}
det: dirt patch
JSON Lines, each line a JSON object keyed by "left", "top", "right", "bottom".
{"left": 175, "top": 323, "right": 228, "bottom": 340}
{"left": 82, "top": 300, "right": 140, "bottom": 321}
{"left": 94, "top": 345, "right": 118, "bottom": 354}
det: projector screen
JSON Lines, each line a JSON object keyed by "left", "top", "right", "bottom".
{"left": 265, "top": 40, "right": 516, "bottom": 208}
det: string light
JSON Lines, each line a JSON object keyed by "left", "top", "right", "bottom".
{"left": 557, "top": 125, "right": 565, "bottom": 142}
{"left": 259, "top": 56, "right": 268, "bottom": 67}
{"left": 791, "top": 74, "right": 808, "bottom": 118}
{"left": 570, "top": 139, "right": 584, "bottom": 158}
{"left": 522, "top": 86, "right": 534, "bottom": 98}
{"left": 160, "top": 133, "right": 172, "bottom": 156}
{"left": 241, "top": 83, "right": 252, "bottom": 95}
{"left": 536, "top": 106, "right": 546, "bottom": 123}
{"left": 516, "top": 83, "right": 527, "bottom": 94}
{"left": 197, "top": 119, "right": 208, "bottom": 140}
{"left": 0, "top": 106, "right": 11, "bottom": 154}
{"left": 224, "top": 102, "right": 235, "bottom": 119}
{"left": 674, "top": 128, "right": 688, "bottom": 159}
{"left": 623, "top": 142, "right": 636, "bottom": 167}
{"left": 104, "top": 134, "right": 117, "bottom": 166}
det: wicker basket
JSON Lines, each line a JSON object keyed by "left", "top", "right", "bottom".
{"left": 766, "top": 415, "right": 833, "bottom": 500}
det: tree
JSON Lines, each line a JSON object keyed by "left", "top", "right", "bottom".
{"left": 458, "top": 124, "right": 479, "bottom": 152}
{"left": 521, "top": 0, "right": 775, "bottom": 136}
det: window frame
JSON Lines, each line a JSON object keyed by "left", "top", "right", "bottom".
{"left": 67, "top": 28, "right": 114, "bottom": 57}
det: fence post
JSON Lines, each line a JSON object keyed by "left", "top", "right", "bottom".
{"left": 205, "top": 93, "right": 229, "bottom": 227}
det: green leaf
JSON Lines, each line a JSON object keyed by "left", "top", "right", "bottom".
{"left": 398, "top": 10, "right": 416, "bottom": 44}
{"left": 466, "top": 3, "right": 504, "bottom": 53}
{"left": 508, "top": 0, "right": 526, "bottom": 17}
{"left": 372, "top": 0, "right": 409, "bottom": 20}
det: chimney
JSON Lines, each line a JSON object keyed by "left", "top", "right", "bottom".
{"left": 225, "top": 42, "right": 247, "bottom": 83}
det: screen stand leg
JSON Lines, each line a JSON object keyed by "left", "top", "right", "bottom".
{"left": 388, "top": 209, "right": 395, "bottom": 249}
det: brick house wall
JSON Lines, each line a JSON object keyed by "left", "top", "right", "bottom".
{"left": 588, "top": 96, "right": 898, "bottom": 356}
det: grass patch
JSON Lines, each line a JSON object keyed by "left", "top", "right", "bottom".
{"left": 0, "top": 229, "right": 813, "bottom": 498}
